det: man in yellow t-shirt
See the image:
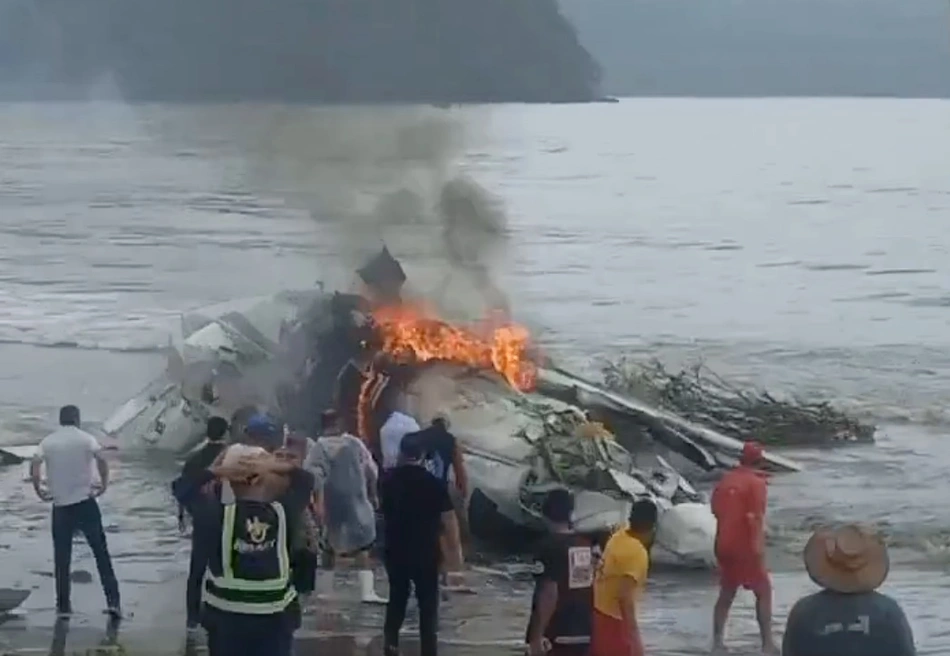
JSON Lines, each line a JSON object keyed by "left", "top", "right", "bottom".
{"left": 591, "top": 499, "right": 658, "bottom": 656}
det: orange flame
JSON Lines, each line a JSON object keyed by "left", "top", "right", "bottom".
{"left": 371, "top": 303, "right": 537, "bottom": 392}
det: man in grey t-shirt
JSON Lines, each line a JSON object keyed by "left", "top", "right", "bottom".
{"left": 30, "top": 405, "right": 120, "bottom": 619}
{"left": 782, "top": 524, "right": 915, "bottom": 656}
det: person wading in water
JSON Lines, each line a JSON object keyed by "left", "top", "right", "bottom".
{"left": 305, "top": 409, "right": 386, "bottom": 604}
{"left": 710, "top": 441, "right": 779, "bottom": 655}
{"left": 30, "top": 405, "right": 121, "bottom": 619}
{"left": 171, "top": 444, "right": 314, "bottom": 656}
{"left": 177, "top": 416, "right": 230, "bottom": 630}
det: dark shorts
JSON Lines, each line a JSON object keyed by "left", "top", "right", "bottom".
{"left": 548, "top": 645, "right": 589, "bottom": 656}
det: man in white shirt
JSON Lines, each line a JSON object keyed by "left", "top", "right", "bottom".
{"left": 379, "top": 401, "right": 421, "bottom": 472}
{"left": 30, "top": 405, "right": 120, "bottom": 619}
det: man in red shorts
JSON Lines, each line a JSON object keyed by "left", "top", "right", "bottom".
{"left": 711, "top": 441, "right": 778, "bottom": 655}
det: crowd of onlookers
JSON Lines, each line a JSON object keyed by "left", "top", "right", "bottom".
{"left": 28, "top": 403, "right": 917, "bottom": 656}
{"left": 521, "top": 440, "right": 915, "bottom": 656}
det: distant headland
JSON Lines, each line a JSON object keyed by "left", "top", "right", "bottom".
{"left": 1, "top": 0, "right": 603, "bottom": 103}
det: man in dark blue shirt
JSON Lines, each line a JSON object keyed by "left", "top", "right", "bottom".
{"left": 178, "top": 417, "right": 230, "bottom": 531}
{"left": 782, "top": 524, "right": 916, "bottom": 656}
{"left": 177, "top": 416, "right": 230, "bottom": 629}
{"left": 406, "top": 415, "right": 470, "bottom": 591}
{"left": 411, "top": 415, "right": 468, "bottom": 498}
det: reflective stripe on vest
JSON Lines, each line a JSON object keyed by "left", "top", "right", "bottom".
{"left": 204, "top": 501, "right": 297, "bottom": 614}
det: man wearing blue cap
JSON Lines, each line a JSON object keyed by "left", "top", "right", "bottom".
{"left": 171, "top": 437, "right": 315, "bottom": 656}
{"left": 242, "top": 413, "right": 285, "bottom": 452}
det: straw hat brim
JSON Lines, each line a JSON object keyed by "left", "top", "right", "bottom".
{"left": 803, "top": 527, "right": 889, "bottom": 594}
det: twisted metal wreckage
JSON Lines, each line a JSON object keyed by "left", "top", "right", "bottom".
{"left": 0, "top": 250, "right": 874, "bottom": 569}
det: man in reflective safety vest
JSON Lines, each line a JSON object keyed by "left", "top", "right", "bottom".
{"left": 172, "top": 443, "right": 315, "bottom": 656}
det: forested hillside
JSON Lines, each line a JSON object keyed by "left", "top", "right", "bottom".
{"left": 559, "top": 0, "right": 950, "bottom": 97}
{"left": 1, "top": 0, "right": 601, "bottom": 102}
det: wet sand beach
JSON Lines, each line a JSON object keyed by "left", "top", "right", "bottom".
{"left": 1, "top": 564, "right": 945, "bottom": 655}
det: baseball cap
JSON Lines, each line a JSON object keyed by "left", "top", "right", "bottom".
{"left": 740, "top": 441, "right": 764, "bottom": 466}
{"left": 245, "top": 413, "right": 279, "bottom": 436}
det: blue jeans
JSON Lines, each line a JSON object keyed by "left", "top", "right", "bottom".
{"left": 52, "top": 498, "right": 120, "bottom": 612}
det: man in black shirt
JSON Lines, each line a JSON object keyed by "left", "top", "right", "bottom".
{"left": 178, "top": 417, "right": 231, "bottom": 531}
{"left": 409, "top": 415, "right": 470, "bottom": 590}
{"left": 380, "top": 433, "right": 463, "bottom": 656}
{"left": 176, "top": 416, "right": 230, "bottom": 630}
{"left": 412, "top": 415, "right": 468, "bottom": 497}
{"left": 526, "top": 489, "right": 596, "bottom": 656}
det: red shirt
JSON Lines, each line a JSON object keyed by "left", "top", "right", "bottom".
{"left": 711, "top": 466, "right": 767, "bottom": 558}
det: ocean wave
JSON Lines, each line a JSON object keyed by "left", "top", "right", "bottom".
{"left": 0, "top": 335, "right": 167, "bottom": 354}
{"left": 767, "top": 515, "right": 950, "bottom": 567}
{"left": 835, "top": 399, "right": 950, "bottom": 429}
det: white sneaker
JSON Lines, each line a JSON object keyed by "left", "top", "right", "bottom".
{"left": 358, "top": 569, "right": 387, "bottom": 604}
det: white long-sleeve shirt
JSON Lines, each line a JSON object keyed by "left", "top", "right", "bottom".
{"left": 379, "top": 411, "right": 421, "bottom": 470}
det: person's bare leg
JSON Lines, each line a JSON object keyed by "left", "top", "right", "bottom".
{"left": 754, "top": 583, "right": 779, "bottom": 655}
{"left": 712, "top": 585, "right": 738, "bottom": 652}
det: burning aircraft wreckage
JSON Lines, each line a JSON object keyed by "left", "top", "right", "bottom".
{"left": 6, "top": 248, "right": 874, "bottom": 568}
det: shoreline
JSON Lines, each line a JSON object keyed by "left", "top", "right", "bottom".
{"left": 0, "top": 564, "right": 941, "bottom": 655}
{"left": 3, "top": 95, "right": 950, "bottom": 106}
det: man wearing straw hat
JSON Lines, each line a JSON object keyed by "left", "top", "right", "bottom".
{"left": 782, "top": 524, "right": 916, "bottom": 656}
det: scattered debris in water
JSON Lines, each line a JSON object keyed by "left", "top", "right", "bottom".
{"left": 601, "top": 358, "right": 876, "bottom": 446}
